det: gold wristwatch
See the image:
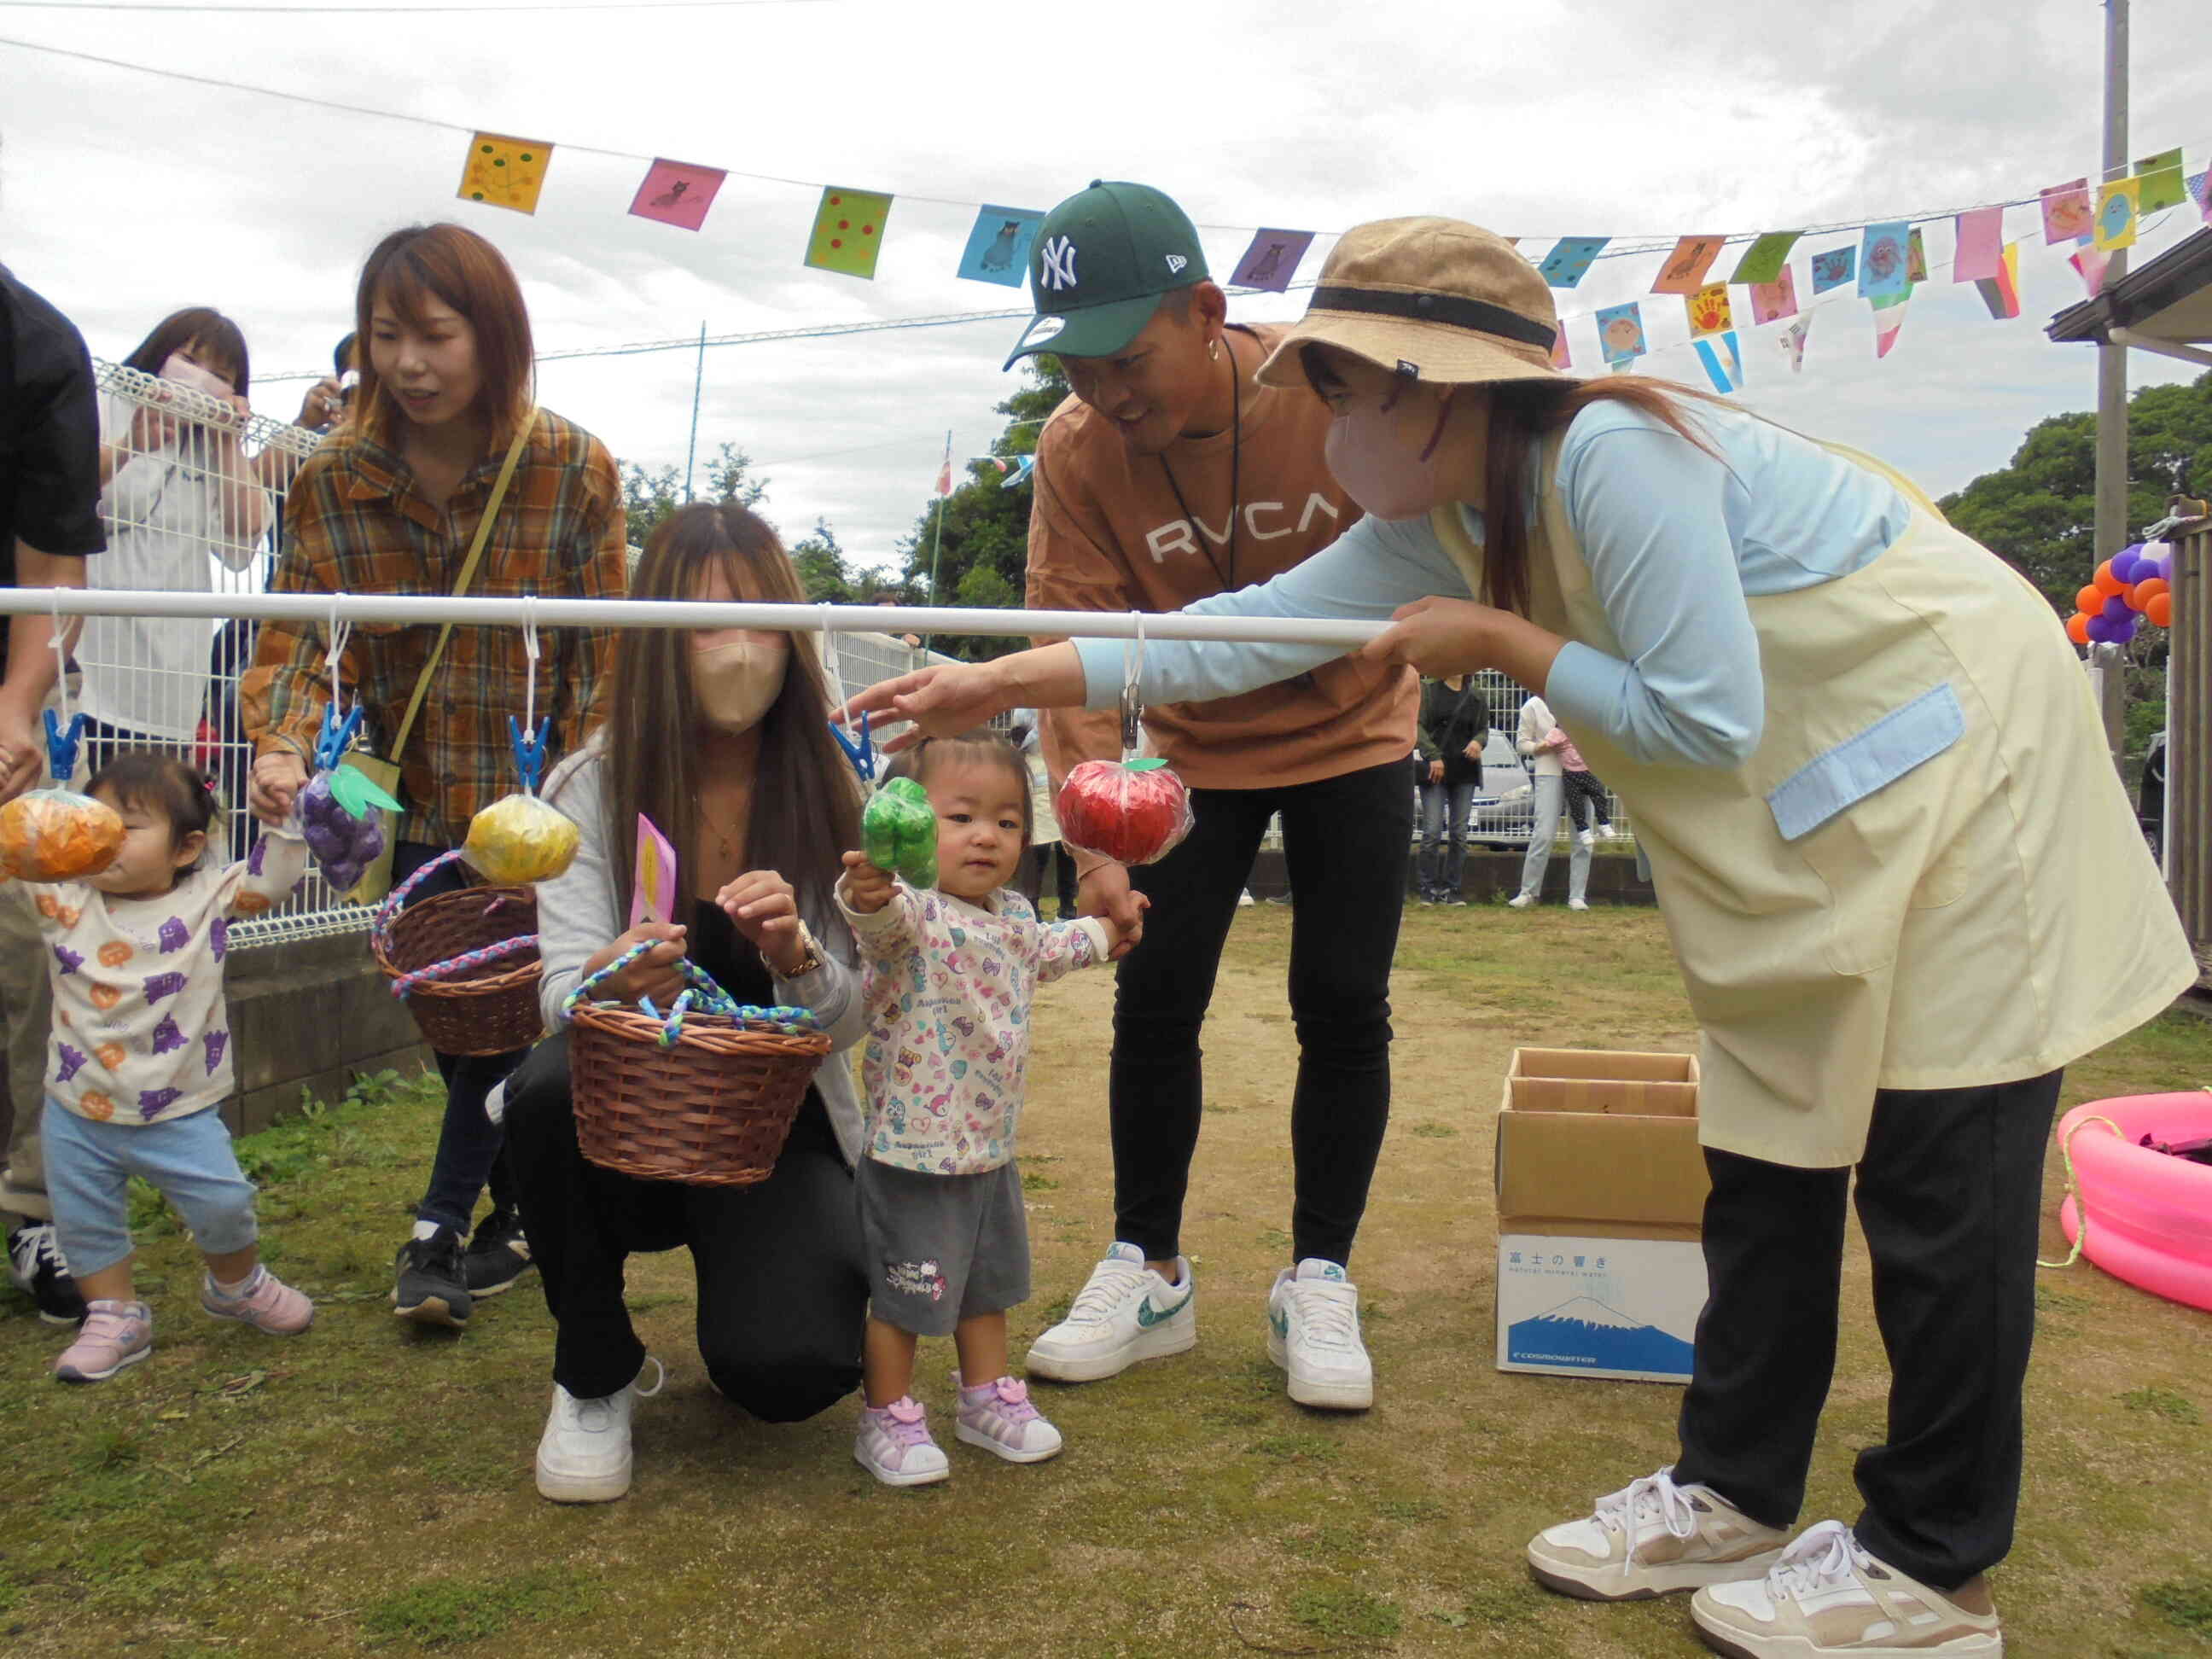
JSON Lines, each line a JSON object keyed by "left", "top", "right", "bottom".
{"left": 782, "top": 920, "right": 824, "bottom": 980}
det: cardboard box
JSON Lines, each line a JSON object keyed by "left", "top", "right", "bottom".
{"left": 1495, "top": 1046, "right": 1709, "bottom": 1384}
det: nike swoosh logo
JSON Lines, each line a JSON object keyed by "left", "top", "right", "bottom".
{"left": 1269, "top": 1308, "right": 1289, "bottom": 1339}
{"left": 1136, "top": 1289, "right": 1193, "bottom": 1328}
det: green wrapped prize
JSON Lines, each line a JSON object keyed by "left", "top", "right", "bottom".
{"left": 863, "top": 776, "right": 938, "bottom": 888}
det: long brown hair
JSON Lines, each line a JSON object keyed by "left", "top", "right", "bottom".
{"left": 123, "top": 307, "right": 250, "bottom": 396}
{"left": 352, "top": 224, "right": 535, "bottom": 451}
{"left": 564, "top": 503, "right": 861, "bottom": 920}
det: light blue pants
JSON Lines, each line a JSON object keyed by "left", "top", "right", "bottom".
{"left": 43, "top": 1099, "right": 259, "bottom": 1276}
{"left": 1516, "top": 774, "right": 1592, "bottom": 905}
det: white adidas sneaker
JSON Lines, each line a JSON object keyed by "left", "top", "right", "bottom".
{"left": 1025, "top": 1242, "right": 1196, "bottom": 1382}
{"left": 1266, "top": 1259, "right": 1372, "bottom": 1410}
{"left": 534, "top": 1357, "right": 665, "bottom": 1504}
{"left": 1527, "top": 1466, "right": 1790, "bottom": 1600}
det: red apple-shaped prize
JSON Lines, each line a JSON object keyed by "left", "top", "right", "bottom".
{"left": 1057, "top": 757, "right": 1194, "bottom": 866}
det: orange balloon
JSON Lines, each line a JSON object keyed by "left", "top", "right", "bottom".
{"left": 2076, "top": 583, "right": 2104, "bottom": 614}
{"left": 2065, "top": 611, "right": 2092, "bottom": 644}
{"left": 2124, "top": 584, "right": 2148, "bottom": 611}
{"left": 2147, "top": 591, "right": 2173, "bottom": 628}
{"left": 2133, "top": 576, "right": 2168, "bottom": 605}
{"left": 2093, "top": 560, "right": 2125, "bottom": 597}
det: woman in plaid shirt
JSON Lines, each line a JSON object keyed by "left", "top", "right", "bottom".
{"left": 242, "top": 223, "right": 626, "bottom": 1330}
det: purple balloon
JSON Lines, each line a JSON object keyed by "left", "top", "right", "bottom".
{"left": 2111, "top": 549, "right": 2139, "bottom": 585}
{"left": 2101, "top": 593, "right": 2133, "bottom": 623}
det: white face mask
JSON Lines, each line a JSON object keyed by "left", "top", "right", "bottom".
{"left": 158, "top": 352, "right": 235, "bottom": 399}
{"left": 1322, "top": 386, "right": 1458, "bottom": 521}
{"left": 691, "top": 637, "right": 788, "bottom": 732}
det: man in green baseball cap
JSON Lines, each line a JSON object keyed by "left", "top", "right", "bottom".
{"left": 1013, "top": 181, "right": 1418, "bottom": 1413}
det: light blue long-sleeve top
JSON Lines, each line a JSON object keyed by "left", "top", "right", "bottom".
{"left": 1069, "top": 399, "right": 1912, "bottom": 768}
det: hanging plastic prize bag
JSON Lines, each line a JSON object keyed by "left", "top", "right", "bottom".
{"left": 1056, "top": 619, "right": 1193, "bottom": 867}
{"left": 824, "top": 624, "right": 939, "bottom": 889}
{"left": 0, "top": 710, "right": 124, "bottom": 882}
{"left": 462, "top": 610, "right": 578, "bottom": 885}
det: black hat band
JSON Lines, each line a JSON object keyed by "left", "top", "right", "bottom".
{"left": 1309, "top": 285, "right": 1557, "bottom": 352}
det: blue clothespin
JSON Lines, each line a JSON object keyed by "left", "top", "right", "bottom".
{"left": 43, "top": 708, "right": 84, "bottom": 784}
{"left": 828, "top": 711, "right": 876, "bottom": 783}
{"left": 508, "top": 715, "right": 551, "bottom": 793}
{"left": 312, "top": 701, "right": 365, "bottom": 771}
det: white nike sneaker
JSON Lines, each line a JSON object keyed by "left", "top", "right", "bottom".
{"left": 534, "top": 1357, "right": 665, "bottom": 1504}
{"left": 1527, "top": 1466, "right": 1790, "bottom": 1601}
{"left": 1266, "top": 1259, "right": 1372, "bottom": 1410}
{"left": 1026, "top": 1242, "right": 1196, "bottom": 1382}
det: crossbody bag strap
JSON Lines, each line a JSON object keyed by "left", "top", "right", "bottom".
{"left": 387, "top": 407, "right": 536, "bottom": 763}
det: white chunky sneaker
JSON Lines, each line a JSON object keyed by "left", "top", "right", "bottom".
{"left": 1026, "top": 1242, "right": 1195, "bottom": 1382}
{"left": 1508, "top": 893, "right": 1536, "bottom": 909}
{"left": 1691, "top": 1521, "right": 2003, "bottom": 1658}
{"left": 534, "top": 1356, "right": 665, "bottom": 1504}
{"left": 1527, "top": 1466, "right": 1790, "bottom": 1601}
{"left": 1266, "top": 1259, "right": 1372, "bottom": 1410}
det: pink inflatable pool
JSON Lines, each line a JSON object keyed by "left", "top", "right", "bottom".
{"left": 2058, "top": 1093, "right": 2212, "bottom": 1313}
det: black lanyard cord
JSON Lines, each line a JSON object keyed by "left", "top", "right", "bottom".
{"left": 1157, "top": 332, "right": 1243, "bottom": 593}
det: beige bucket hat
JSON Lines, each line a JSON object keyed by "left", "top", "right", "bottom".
{"left": 1254, "top": 217, "right": 1569, "bottom": 390}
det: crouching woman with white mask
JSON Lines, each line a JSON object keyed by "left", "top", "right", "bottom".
{"left": 499, "top": 503, "right": 872, "bottom": 1504}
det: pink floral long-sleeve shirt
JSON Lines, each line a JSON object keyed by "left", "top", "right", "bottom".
{"left": 838, "top": 882, "right": 1110, "bottom": 1176}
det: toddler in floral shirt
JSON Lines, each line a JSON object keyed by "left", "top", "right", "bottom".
{"left": 31, "top": 754, "right": 315, "bottom": 1385}
{"left": 835, "top": 731, "right": 1128, "bottom": 1487}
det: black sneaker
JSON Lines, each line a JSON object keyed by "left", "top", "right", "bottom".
{"left": 463, "top": 1208, "right": 534, "bottom": 1298}
{"left": 8, "top": 1222, "right": 88, "bottom": 1325}
{"left": 393, "top": 1227, "right": 471, "bottom": 1327}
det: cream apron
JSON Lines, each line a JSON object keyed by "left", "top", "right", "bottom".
{"left": 1432, "top": 442, "right": 2196, "bottom": 1167}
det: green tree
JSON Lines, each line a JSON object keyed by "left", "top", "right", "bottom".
{"left": 1939, "top": 370, "right": 2212, "bottom": 611}
{"left": 896, "top": 358, "right": 1069, "bottom": 660}
{"left": 789, "top": 518, "right": 917, "bottom": 605}
{"left": 619, "top": 442, "right": 768, "bottom": 548}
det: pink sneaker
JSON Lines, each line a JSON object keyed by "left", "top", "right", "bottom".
{"left": 201, "top": 1267, "right": 315, "bottom": 1335}
{"left": 853, "top": 1396, "right": 951, "bottom": 1487}
{"left": 953, "top": 1371, "right": 1064, "bottom": 1463}
{"left": 54, "top": 1299, "right": 154, "bottom": 1383}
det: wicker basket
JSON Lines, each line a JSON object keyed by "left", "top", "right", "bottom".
{"left": 569, "top": 1002, "right": 830, "bottom": 1186}
{"left": 372, "top": 857, "right": 544, "bottom": 1057}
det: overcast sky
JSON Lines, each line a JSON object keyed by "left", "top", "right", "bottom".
{"left": 3, "top": 0, "right": 2209, "bottom": 584}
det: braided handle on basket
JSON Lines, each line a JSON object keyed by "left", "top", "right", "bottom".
{"left": 371, "top": 846, "right": 469, "bottom": 946}
{"left": 562, "top": 939, "right": 821, "bottom": 1049}
{"left": 375, "top": 845, "right": 538, "bottom": 995}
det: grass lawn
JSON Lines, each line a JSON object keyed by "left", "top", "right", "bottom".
{"left": 3, "top": 901, "right": 2209, "bottom": 1656}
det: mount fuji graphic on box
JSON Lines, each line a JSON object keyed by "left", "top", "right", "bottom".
{"left": 1507, "top": 1296, "right": 1697, "bottom": 1375}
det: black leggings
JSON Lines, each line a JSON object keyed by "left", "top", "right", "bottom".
{"left": 1111, "top": 757, "right": 1411, "bottom": 1266}
{"left": 501, "top": 1031, "right": 868, "bottom": 1416}
{"left": 1672, "top": 1070, "right": 2061, "bottom": 1590}
{"left": 1560, "top": 768, "right": 1608, "bottom": 833}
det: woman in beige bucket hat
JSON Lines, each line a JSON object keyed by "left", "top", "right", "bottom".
{"left": 847, "top": 217, "right": 2192, "bottom": 1659}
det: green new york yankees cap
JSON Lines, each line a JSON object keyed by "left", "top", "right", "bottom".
{"left": 1002, "top": 180, "right": 1210, "bottom": 370}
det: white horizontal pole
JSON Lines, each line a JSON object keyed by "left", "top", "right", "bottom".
{"left": 0, "top": 587, "right": 1388, "bottom": 650}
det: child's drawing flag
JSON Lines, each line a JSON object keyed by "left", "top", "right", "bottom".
{"left": 2093, "top": 178, "right": 2139, "bottom": 251}
{"left": 458, "top": 133, "right": 553, "bottom": 215}
{"left": 628, "top": 160, "right": 726, "bottom": 231}
{"left": 2040, "top": 178, "right": 2093, "bottom": 244}
{"left": 1974, "top": 242, "right": 2022, "bottom": 319}
{"left": 959, "top": 206, "right": 1047, "bottom": 287}
{"left": 1651, "top": 234, "right": 1726, "bottom": 294}
{"left": 2069, "top": 242, "right": 2110, "bottom": 299}
{"left": 1952, "top": 207, "right": 2005, "bottom": 282}
{"left": 631, "top": 815, "right": 678, "bottom": 930}
{"left": 2191, "top": 172, "right": 2212, "bottom": 224}
{"left": 1871, "top": 291, "right": 1910, "bottom": 359}
{"left": 1858, "top": 223, "right": 1911, "bottom": 300}
{"left": 1810, "top": 247, "right": 1855, "bottom": 294}
{"left": 1231, "top": 229, "right": 1317, "bottom": 292}
{"left": 1727, "top": 230, "right": 1802, "bottom": 287}
{"left": 1778, "top": 314, "right": 1813, "bottom": 373}
{"left": 1692, "top": 329, "right": 1743, "bottom": 393}
{"left": 1749, "top": 264, "right": 1798, "bottom": 325}
{"left": 1685, "top": 282, "right": 1732, "bottom": 339}
{"left": 1549, "top": 326, "right": 1571, "bottom": 370}
{"left": 1537, "top": 237, "right": 1609, "bottom": 289}
{"left": 806, "top": 186, "right": 894, "bottom": 279}
{"left": 2134, "top": 148, "right": 2187, "bottom": 214}
{"left": 1594, "top": 302, "right": 1647, "bottom": 364}
{"left": 1906, "top": 227, "right": 1930, "bottom": 285}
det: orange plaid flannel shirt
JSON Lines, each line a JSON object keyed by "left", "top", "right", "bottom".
{"left": 241, "top": 409, "right": 627, "bottom": 847}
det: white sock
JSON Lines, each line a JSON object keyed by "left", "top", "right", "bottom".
{"left": 212, "top": 1266, "right": 262, "bottom": 1297}
{"left": 411, "top": 1220, "right": 442, "bottom": 1242}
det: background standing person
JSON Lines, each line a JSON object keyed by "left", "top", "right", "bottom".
{"left": 1555, "top": 725, "right": 1613, "bottom": 848}
{"left": 0, "top": 254, "right": 103, "bottom": 1324}
{"left": 1007, "top": 181, "right": 1416, "bottom": 1412}
{"left": 1511, "top": 691, "right": 1591, "bottom": 911}
{"left": 242, "top": 223, "right": 626, "bottom": 1330}
{"left": 1414, "top": 672, "right": 1487, "bottom": 904}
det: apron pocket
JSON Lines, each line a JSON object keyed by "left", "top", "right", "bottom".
{"left": 1764, "top": 683, "right": 1964, "bottom": 843}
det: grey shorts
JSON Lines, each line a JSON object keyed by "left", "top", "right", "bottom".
{"left": 854, "top": 1157, "right": 1030, "bottom": 1337}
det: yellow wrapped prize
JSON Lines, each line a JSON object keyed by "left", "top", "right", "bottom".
{"left": 465, "top": 792, "right": 579, "bottom": 885}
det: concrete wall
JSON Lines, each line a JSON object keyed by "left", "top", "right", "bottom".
{"left": 220, "top": 932, "right": 434, "bottom": 1137}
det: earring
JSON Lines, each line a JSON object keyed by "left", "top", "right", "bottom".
{"left": 1209, "top": 339, "right": 1220, "bottom": 362}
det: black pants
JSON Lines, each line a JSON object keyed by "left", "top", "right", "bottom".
{"left": 1560, "top": 768, "right": 1608, "bottom": 832}
{"left": 1023, "top": 842, "right": 1078, "bottom": 918}
{"left": 501, "top": 1031, "right": 867, "bottom": 1415}
{"left": 1112, "top": 757, "right": 1410, "bottom": 1266}
{"left": 393, "top": 841, "right": 525, "bottom": 1231}
{"left": 1672, "top": 1069, "right": 2062, "bottom": 1590}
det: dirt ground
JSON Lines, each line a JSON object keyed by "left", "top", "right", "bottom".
{"left": 3, "top": 900, "right": 2209, "bottom": 1657}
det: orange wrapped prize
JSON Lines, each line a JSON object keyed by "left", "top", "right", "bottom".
{"left": 0, "top": 788, "right": 124, "bottom": 882}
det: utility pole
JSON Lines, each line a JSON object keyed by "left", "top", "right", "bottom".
{"left": 683, "top": 321, "right": 707, "bottom": 503}
{"left": 2093, "top": 0, "right": 2131, "bottom": 765}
